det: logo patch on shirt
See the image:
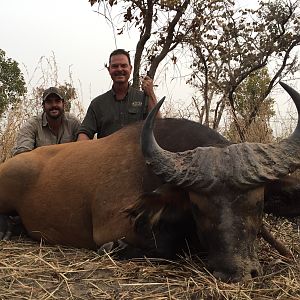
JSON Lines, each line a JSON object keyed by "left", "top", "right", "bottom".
{"left": 131, "top": 101, "right": 142, "bottom": 107}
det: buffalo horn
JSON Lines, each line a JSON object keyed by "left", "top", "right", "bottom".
{"left": 141, "top": 83, "right": 300, "bottom": 190}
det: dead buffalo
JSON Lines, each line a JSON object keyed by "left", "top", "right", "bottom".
{"left": 0, "top": 82, "right": 299, "bottom": 283}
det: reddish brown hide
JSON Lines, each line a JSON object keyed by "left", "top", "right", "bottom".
{"left": 0, "top": 119, "right": 225, "bottom": 251}
{"left": 0, "top": 124, "right": 146, "bottom": 249}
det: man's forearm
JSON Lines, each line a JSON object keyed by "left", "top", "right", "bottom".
{"left": 77, "top": 133, "right": 91, "bottom": 141}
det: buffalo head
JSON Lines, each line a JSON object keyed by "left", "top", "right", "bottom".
{"left": 141, "top": 82, "right": 300, "bottom": 282}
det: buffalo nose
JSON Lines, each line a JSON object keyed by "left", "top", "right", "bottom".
{"left": 213, "top": 267, "right": 260, "bottom": 283}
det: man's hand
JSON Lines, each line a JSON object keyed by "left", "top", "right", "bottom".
{"left": 141, "top": 75, "right": 155, "bottom": 97}
{"left": 141, "top": 75, "right": 161, "bottom": 118}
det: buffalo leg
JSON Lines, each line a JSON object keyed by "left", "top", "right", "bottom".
{"left": 0, "top": 214, "right": 26, "bottom": 240}
{"left": 259, "top": 223, "right": 293, "bottom": 259}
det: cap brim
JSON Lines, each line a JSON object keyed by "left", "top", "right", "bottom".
{"left": 43, "top": 92, "right": 63, "bottom": 102}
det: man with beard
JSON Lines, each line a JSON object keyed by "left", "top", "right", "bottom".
{"left": 12, "top": 87, "right": 81, "bottom": 156}
{"left": 77, "top": 49, "right": 161, "bottom": 141}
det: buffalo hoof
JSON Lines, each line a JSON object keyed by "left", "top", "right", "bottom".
{"left": 0, "top": 215, "right": 26, "bottom": 240}
{"left": 97, "top": 239, "right": 147, "bottom": 259}
{"left": 97, "top": 241, "right": 115, "bottom": 254}
{"left": 0, "top": 215, "right": 10, "bottom": 239}
{"left": 97, "top": 239, "right": 129, "bottom": 256}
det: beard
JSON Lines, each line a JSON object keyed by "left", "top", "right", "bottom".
{"left": 45, "top": 107, "right": 64, "bottom": 120}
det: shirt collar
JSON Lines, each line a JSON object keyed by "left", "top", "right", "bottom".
{"left": 111, "top": 84, "right": 133, "bottom": 99}
{"left": 42, "top": 112, "right": 66, "bottom": 127}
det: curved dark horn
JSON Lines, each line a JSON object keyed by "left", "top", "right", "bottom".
{"left": 141, "top": 83, "right": 300, "bottom": 190}
{"left": 141, "top": 97, "right": 165, "bottom": 162}
{"left": 141, "top": 97, "right": 188, "bottom": 184}
{"left": 141, "top": 96, "right": 196, "bottom": 186}
{"left": 279, "top": 81, "right": 300, "bottom": 138}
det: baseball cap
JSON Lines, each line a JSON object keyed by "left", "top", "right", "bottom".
{"left": 42, "top": 87, "right": 64, "bottom": 102}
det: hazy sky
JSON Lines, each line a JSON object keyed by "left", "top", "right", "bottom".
{"left": 1, "top": 0, "right": 197, "bottom": 110}
{"left": 3, "top": 0, "right": 290, "bottom": 123}
{"left": 1, "top": 0, "right": 126, "bottom": 108}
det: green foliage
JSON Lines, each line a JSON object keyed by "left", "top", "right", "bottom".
{"left": 225, "top": 68, "right": 275, "bottom": 142}
{"left": 0, "top": 49, "right": 27, "bottom": 118}
{"left": 235, "top": 68, "right": 275, "bottom": 120}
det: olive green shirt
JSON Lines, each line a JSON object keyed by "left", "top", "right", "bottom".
{"left": 78, "top": 86, "right": 148, "bottom": 139}
{"left": 12, "top": 112, "right": 81, "bottom": 156}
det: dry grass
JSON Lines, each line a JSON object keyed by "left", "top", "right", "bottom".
{"left": 0, "top": 216, "right": 299, "bottom": 300}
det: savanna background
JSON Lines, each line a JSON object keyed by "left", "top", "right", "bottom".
{"left": 0, "top": 0, "right": 299, "bottom": 299}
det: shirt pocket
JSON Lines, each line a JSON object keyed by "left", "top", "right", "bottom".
{"left": 128, "top": 100, "right": 143, "bottom": 114}
{"left": 128, "top": 99, "right": 147, "bottom": 122}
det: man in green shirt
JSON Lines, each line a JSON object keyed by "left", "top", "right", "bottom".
{"left": 12, "top": 86, "right": 81, "bottom": 156}
{"left": 77, "top": 49, "right": 161, "bottom": 140}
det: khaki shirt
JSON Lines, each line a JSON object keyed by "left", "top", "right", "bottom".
{"left": 12, "top": 112, "right": 81, "bottom": 156}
